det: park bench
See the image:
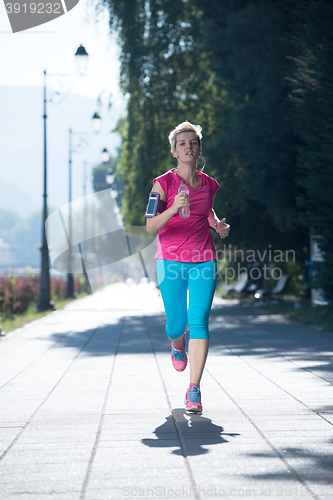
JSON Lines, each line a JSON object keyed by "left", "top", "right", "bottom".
{"left": 254, "top": 274, "right": 290, "bottom": 300}
{"left": 221, "top": 272, "right": 249, "bottom": 294}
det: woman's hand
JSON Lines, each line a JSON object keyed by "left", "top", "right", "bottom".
{"left": 216, "top": 218, "right": 230, "bottom": 239}
{"left": 171, "top": 192, "right": 191, "bottom": 215}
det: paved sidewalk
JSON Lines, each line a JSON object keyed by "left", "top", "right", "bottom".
{"left": 0, "top": 281, "right": 333, "bottom": 500}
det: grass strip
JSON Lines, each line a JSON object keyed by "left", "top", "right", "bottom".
{"left": 0, "top": 292, "right": 88, "bottom": 336}
{"left": 216, "top": 285, "right": 333, "bottom": 333}
{"left": 254, "top": 297, "right": 333, "bottom": 332}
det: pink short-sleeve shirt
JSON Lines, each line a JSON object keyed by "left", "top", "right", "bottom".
{"left": 153, "top": 169, "right": 219, "bottom": 262}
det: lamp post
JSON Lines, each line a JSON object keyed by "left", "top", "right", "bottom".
{"left": 101, "top": 147, "right": 110, "bottom": 164}
{"left": 104, "top": 149, "right": 122, "bottom": 227}
{"left": 82, "top": 159, "right": 98, "bottom": 294}
{"left": 104, "top": 154, "right": 149, "bottom": 281}
{"left": 37, "top": 45, "right": 89, "bottom": 311}
{"left": 74, "top": 44, "right": 89, "bottom": 74}
{"left": 104, "top": 159, "right": 133, "bottom": 257}
{"left": 105, "top": 168, "right": 114, "bottom": 186}
{"left": 103, "top": 149, "right": 118, "bottom": 195}
{"left": 66, "top": 113, "right": 102, "bottom": 298}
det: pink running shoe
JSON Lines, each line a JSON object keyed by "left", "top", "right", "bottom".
{"left": 171, "top": 333, "right": 187, "bottom": 372}
{"left": 185, "top": 385, "right": 203, "bottom": 414}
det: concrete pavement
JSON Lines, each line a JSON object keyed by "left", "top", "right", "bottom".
{"left": 0, "top": 280, "right": 333, "bottom": 500}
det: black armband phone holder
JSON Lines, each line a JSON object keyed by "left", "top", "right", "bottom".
{"left": 144, "top": 192, "right": 166, "bottom": 218}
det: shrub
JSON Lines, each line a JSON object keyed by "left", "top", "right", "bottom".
{"left": 0, "top": 271, "right": 85, "bottom": 317}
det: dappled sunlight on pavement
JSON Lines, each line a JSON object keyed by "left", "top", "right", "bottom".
{"left": 0, "top": 281, "right": 333, "bottom": 499}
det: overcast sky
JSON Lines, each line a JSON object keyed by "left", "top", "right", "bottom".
{"left": 0, "top": 0, "right": 123, "bottom": 103}
{"left": 0, "top": 0, "right": 127, "bottom": 216}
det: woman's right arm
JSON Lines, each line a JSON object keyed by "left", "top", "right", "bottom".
{"left": 145, "top": 181, "right": 188, "bottom": 234}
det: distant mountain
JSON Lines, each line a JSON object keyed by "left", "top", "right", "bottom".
{"left": 0, "top": 176, "right": 40, "bottom": 217}
{"left": 0, "top": 208, "right": 41, "bottom": 268}
{"left": 0, "top": 86, "right": 125, "bottom": 217}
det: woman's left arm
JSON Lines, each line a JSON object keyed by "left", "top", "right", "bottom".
{"left": 208, "top": 209, "right": 231, "bottom": 239}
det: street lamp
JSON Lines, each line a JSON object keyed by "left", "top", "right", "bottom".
{"left": 103, "top": 148, "right": 115, "bottom": 187}
{"left": 105, "top": 163, "right": 149, "bottom": 281}
{"left": 104, "top": 162, "right": 121, "bottom": 223}
{"left": 37, "top": 44, "right": 89, "bottom": 312}
{"left": 82, "top": 159, "right": 98, "bottom": 294}
{"left": 101, "top": 147, "right": 110, "bottom": 163}
{"left": 66, "top": 114, "right": 102, "bottom": 298}
{"left": 105, "top": 168, "right": 114, "bottom": 186}
{"left": 92, "top": 112, "right": 102, "bottom": 133}
{"left": 74, "top": 44, "right": 89, "bottom": 74}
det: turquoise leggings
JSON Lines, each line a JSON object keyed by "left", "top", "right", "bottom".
{"left": 157, "top": 259, "right": 217, "bottom": 340}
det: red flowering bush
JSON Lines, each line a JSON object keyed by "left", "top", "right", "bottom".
{"left": 51, "top": 278, "right": 67, "bottom": 298}
{"left": 51, "top": 277, "right": 85, "bottom": 297}
{"left": 0, "top": 274, "right": 40, "bottom": 315}
{"left": 0, "top": 272, "right": 86, "bottom": 317}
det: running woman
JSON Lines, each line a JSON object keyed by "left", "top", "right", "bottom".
{"left": 146, "top": 121, "right": 230, "bottom": 413}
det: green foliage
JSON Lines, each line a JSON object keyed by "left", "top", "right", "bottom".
{"left": 289, "top": 0, "right": 333, "bottom": 308}
{"left": 97, "top": 0, "right": 230, "bottom": 226}
{"left": 95, "top": 0, "right": 308, "bottom": 252}
{"left": 195, "top": 0, "right": 306, "bottom": 251}
{"left": 93, "top": 0, "right": 333, "bottom": 310}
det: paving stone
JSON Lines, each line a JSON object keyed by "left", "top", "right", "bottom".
{"left": 0, "top": 283, "right": 333, "bottom": 499}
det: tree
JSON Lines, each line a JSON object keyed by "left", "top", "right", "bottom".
{"left": 96, "top": 0, "right": 231, "bottom": 226}
{"left": 194, "top": 0, "right": 309, "bottom": 251}
{"left": 290, "top": 0, "right": 333, "bottom": 307}
{"left": 93, "top": 0, "right": 308, "bottom": 260}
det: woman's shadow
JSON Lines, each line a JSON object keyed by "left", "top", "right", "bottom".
{"left": 142, "top": 409, "right": 240, "bottom": 456}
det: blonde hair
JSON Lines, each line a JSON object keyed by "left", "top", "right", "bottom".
{"left": 168, "top": 121, "right": 202, "bottom": 153}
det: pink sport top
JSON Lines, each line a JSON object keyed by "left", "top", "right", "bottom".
{"left": 153, "top": 169, "right": 219, "bottom": 262}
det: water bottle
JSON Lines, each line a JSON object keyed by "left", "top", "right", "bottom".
{"left": 178, "top": 183, "right": 190, "bottom": 218}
